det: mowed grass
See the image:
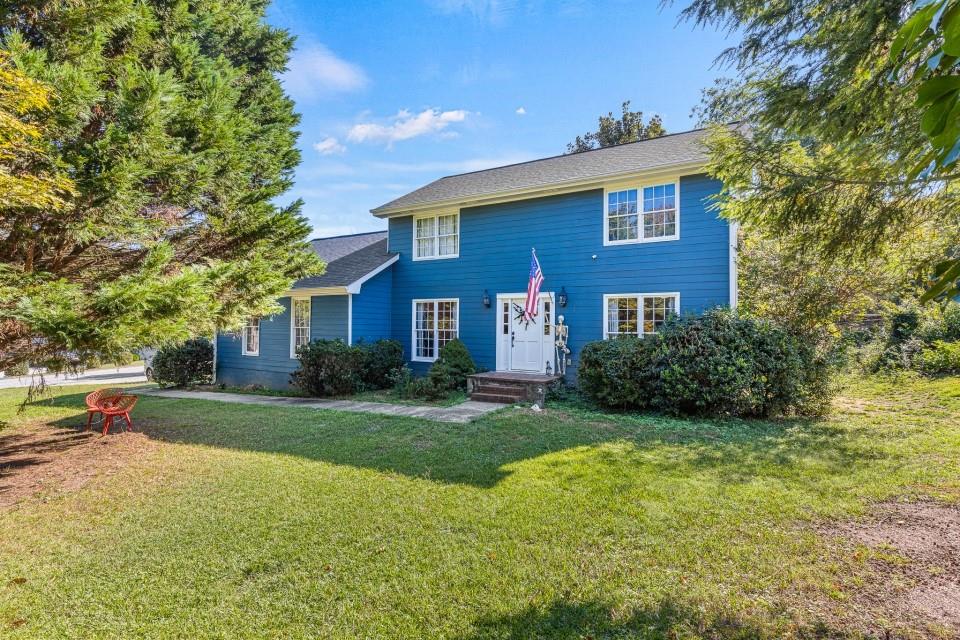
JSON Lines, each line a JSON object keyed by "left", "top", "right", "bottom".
{"left": 0, "top": 376, "right": 958, "bottom": 638}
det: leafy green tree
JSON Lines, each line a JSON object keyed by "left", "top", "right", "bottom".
{"left": 889, "top": 0, "right": 960, "bottom": 300}
{"left": 566, "top": 101, "right": 665, "bottom": 153}
{"left": 0, "top": 0, "right": 320, "bottom": 372}
{"left": 737, "top": 224, "right": 955, "bottom": 337}
{"left": 676, "top": 0, "right": 960, "bottom": 302}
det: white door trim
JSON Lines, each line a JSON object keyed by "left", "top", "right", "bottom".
{"left": 494, "top": 292, "right": 556, "bottom": 374}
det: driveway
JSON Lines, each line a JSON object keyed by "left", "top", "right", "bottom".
{"left": 0, "top": 364, "right": 147, "bottom": 389}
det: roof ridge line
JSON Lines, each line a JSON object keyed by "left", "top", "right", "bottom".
{"left": 434, "top": 125, "right": 712, "bottom": 181}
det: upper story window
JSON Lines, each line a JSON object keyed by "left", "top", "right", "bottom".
{"left": 414, "top": 212, "right": 459, "bottom": 260}
{"left": 290, "top": 297, "right": 311, "bottom": 358}
{"left": 603, "top": 293, "right": 678, "bottom": 339}
{"left": 413, "top": 299, "right": 459, "bottom": 361}
{"left": 242, "top": 317, "right": 260, "bottom": 356}
{"left": 605, "top": 182, "right": 679, "bottom": 245}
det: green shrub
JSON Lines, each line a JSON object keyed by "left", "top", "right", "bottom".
{"left": 389, "top": 365, "right": 447, "bottom": 400}
{"left": 545, "top": 379, "right": 580, "bottom": 403}
{"left": 387, "top": 365, "right": 415, "bottom": 397}
{"left": 292, "top": 339, "right": 364, "bottom": 396}
{"left": 578, "top": 308, "right": 834, "bottom": 418}
{"left": 918, "top": 340, "right": 960, "bottom": 375}
{"left": 152, "top": 338, "right": 214, "bottom": 387}
{"left": 359, "top": 339, "right": 405, "bottom": 389}
{"left": 578, "top": 337, "right": 656, "bottom": 409}
{"left": 427, "top": 339, "right": 476, "bottom": 392}
{"left": 888, "top": 307, "right": 920, "bottom": 343}
{"left": 653, "top": 309, "right": 832, "bottom": 417}
{"left": 3, "top": 361, "right": 29, "bottom": 376}
{"left": 942, "top": 302, "right": 960, "bottom": 342}
{"left": 862, "top": 301, "right": 960, "bottom": 373}
{"left": 386, "top": 341, "right": 476, "bottom": 401}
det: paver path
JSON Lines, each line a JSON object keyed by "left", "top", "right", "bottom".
{"left": 139, "top": 388, "right": 508, "bottom": 423}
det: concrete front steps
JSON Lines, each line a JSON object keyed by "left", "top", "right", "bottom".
{"left": 467, "top": 371, "right": 561, "bottom": 406}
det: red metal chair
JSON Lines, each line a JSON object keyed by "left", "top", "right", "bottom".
{"left": 99, "top": 394, "right": 138, "bottom": 436}
{"left": 85, "top": 388, "right": 123, "bottom": 431}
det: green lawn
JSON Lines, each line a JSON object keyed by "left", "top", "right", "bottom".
{"left": 0, "top": 376, "right": 958, "bottom": 638}
{"left": 197, "top": 384, "right": 468, "bottom": 406}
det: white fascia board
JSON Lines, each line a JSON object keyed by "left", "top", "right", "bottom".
{"left": 281, "top": 286, "right": 348, "bottom": 297}
{"left": 371, "top": 161, "right": 705, "bottom": 219}
{"left": 345, "top": 254, "right": 399, "bottom": 294}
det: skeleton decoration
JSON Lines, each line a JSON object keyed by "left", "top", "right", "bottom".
{"left": 553, "top": 314, "right": 570, "bottom": 376}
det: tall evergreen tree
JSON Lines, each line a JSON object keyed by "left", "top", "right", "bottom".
{"left": 676, "top": 0, "right": 959, "bottom": 301}
{"left": 0, "top": 0, "right": 320, "bottom": 371}
{"left": 566, "top": 101, "right": 665, "bottom": 153}
{"left": 0, "top": 51, "right": 73, "bottom": 212}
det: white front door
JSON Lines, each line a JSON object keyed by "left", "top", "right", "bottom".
{"left": 504, "top": 297, "right": 543, "bottom": 372}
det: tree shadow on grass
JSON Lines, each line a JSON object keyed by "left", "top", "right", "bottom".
{"left": 0, "top": 427, "right": 94, "bottom": 480}
{"left": 457, "top": 597, "right": 859, "bottom": 639}
{"left": 36, "top": 391, "right": 897, "bottom": 490}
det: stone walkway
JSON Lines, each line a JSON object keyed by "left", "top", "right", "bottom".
{"left": 138, "top": 388, "right": 508, "bottom": 423}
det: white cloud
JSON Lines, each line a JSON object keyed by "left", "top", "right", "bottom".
{"left": 347, "top": 108, "right": 469, "bottom": 146}
{"left": 283, "top": 44, "right": 368, "bottom": 102}
{"left": 312, "top": 136, "right": 346, "bottom": 155}
{"left": 515, "top": 106, "right": 526, "bottom": 115}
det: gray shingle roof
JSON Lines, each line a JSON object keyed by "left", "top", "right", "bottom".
{"left": 371, "top": 127, "right": 711, "bottom": 216}
{"left": 293, "top": 232, "right": 395, "bottom": 289}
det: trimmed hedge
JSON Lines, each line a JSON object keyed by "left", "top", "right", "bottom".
{"left": 578, "top": 337, "right": 656, "bottom": 409}
{"left": 579, "top": 308, "right": 833, "bottom": 418}
{"left": 292, "top": 339, "right": 405, "bottom": 396}
{"left": 359, "top": 339, "right": 405, "bottom": 389}
{"left": 153, "top": 338, "right": 214, "bottom": 387}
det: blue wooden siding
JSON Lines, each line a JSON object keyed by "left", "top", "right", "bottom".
{"left": 388, "top": 173, "right": 731, "bottom": 379}
{"left": 216, "top": 294, "right": 351, "bottom": 389}
{"left": 351, "top": 266, "right": 393, "bottom": 343}
{"left": 312, "top": 295, "right": 349, "bottom": 343}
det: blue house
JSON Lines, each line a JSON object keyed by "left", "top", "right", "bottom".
{"left": 216, "top": 233, "right": 397, "bottom": 389}
{"left": 216, "top": 127, "right": 737, "bottom": 391}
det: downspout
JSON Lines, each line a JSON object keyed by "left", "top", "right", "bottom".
{"left": 211, "top": 329, "right": 218, "bottom": 384}
{"left": 729, "top": 221, "right": 740, "bottom": 309}
{"left": 347, "top": 294, "right": 353, "bottom": 345}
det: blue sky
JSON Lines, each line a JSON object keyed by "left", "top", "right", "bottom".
{"left": 268, "top": 0, "right": 736, "bottom": 238}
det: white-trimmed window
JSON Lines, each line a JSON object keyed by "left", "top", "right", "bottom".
{"left": 414, "top": 212, "right": 459, "bottom": 260}
{"left": 290, "top": 297, "right": 311, "bottom": 358}
{"left": 603, "top": 293, "right": 679, "bottom": 338}
{"left": 242, "top": 317, "right": 260, "bottom": 355}
{"left": 605, "top": 182, "right": 679, "bottom": 244}
{"left": 412, "top": 299, "right": 459, "bottom": 361}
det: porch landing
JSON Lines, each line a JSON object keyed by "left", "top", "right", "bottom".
{"left": 467, "top": 372, "right": 561, "bottom": 405}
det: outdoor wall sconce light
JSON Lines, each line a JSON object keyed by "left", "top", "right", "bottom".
{"left": 558, "top": 286, "right": 568, "bottom": 307}
{"left": 482, "top": 289, "right": 491, "bottom": 307}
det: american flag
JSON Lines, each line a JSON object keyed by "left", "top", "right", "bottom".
{"left": 524, "top": 249, "right": 544, "bottom": 321}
